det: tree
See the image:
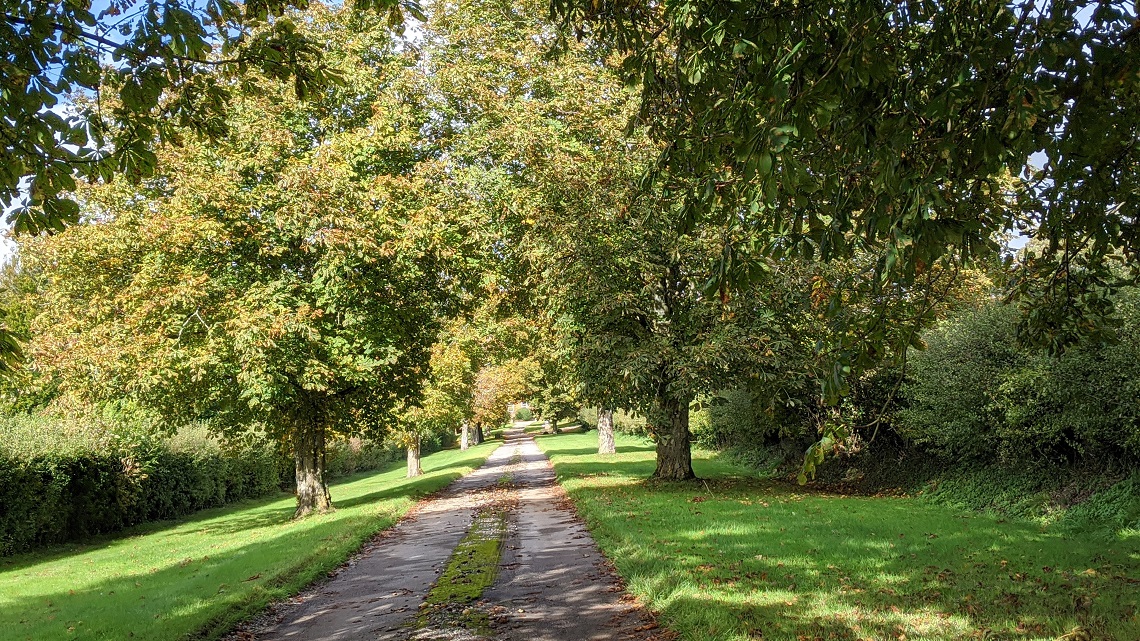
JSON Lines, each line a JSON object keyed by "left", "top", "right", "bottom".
{"left": 24, "top": 142, "right": 451, "bottom": 515}
{"left": 596, "top": 408, "right": 615, "bottom": 454}
{"left": 552, "top": 0, "right": 1139, "bottom": 367}
{"left": 0, "top": 0, "right": 428, "bottom": 367}
{"left": 539, "top": 194, "right": 799, "bottom": 479}
{"left": 18, "top": 9, "right": 461, "bottom": 516}
{"left": 393, "top": 327, "right": 482, "bottom": 476}
{"left": 525, "top": 324, "right": 583, "bottom": 425}
{"left": 471, "top": 358, "right": 540, "bottom": 439}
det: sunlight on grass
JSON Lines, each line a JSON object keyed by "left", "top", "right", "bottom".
{"left": 0, "top": 443, "right": 497, "bottom": 641}
{"left": 537, "top": 433, "right": 1140, "bottom": 641}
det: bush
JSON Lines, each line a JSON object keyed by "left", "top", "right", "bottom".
{"left": 578, "top": 407, "right": 648, "bottom": 435}
{"left": 897, "top": 297, "right": 1140, "bottom": 464}
{"left": 513, "top": 405, "right": 534, "bottom": 421}
{"left": 895, "top": 304, "right": 1022, "bottom": 461}
{"left": 690, "top": 388, "right": 784, "bottom": 450}
{"left": 0, "top": 417, "right": 398, "bottom": 556}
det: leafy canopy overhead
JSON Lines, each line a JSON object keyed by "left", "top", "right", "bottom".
{"left": 552, "top": 0, "right": 1140, "bottom": 353}
{"left": 0, "top": 0, "right": 421, "bottom": 236}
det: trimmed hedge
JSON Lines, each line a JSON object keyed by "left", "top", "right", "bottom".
{"left": 0, "top": 439, "right": 398, "bottom": 557}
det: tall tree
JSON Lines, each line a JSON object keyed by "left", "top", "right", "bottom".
{"left": 537, "top": 197, "right": 794, "bottom": 479}
{"left": 18, "top": 7, "right": 462, "bottom": 516}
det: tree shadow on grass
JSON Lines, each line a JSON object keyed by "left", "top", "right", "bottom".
{"left": 0, "top": 491, "right": 288, "bottom": 575}
{"left": 551, "top": 454, "right": 1140, "bottom": 641}
{"left": 535, "top": 436, "right": 657, "bottom": 463}
{"left": 332, "top": 469, "right": 468, "bottom": 510}
{"left": 0, "top": 513, "right": 383, "bottom": 641}
{"left": 168, "top": 505, "right": 298, "bottom": 538}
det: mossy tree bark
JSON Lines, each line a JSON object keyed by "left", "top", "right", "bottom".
{"left": 407, "top": 435, "right": 423, "bottom": 477}
{"left": 597, "top": 408, "right": 616, "bottom": 454}
{"left": 652, "top": 395, "right": 695, "bottom": 480}
{"left": 294, "top": 418, "right": 333, "bottom": 518}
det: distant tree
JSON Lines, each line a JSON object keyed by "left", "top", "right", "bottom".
{"left": 596, "top": 408, "right": 615, "bottom": 455}
{"left": 526, "top": 326, "right": 582, "bottom": 424}
{"left": 471, "top": 359, "right": 540, "bottom": 440}
{"left": 393, "top": 327, "right": 484, "bottom": 475}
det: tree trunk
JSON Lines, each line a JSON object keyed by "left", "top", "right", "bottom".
{"left": 597, "top": 408, "right": 616, "bottom": 454}
{"left": 652, "top": 395, "right": 695, "bottom": 480}
{"left": 461, "top": 421, "right": 470, "bottom": 451}
{"left": 407, "top": 435, "right": 423, "bottom": 478}
{"left": 473, "top": 423, "right": 484, "bottom": 445}
{"left": 294, "top": 419, "right": 333, "bottom": 518}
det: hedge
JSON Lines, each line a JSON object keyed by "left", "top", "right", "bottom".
{"left": 0, "top": 439, "right": 398, "bottom": 557}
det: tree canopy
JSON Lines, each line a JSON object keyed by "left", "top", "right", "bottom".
{"left": 551, "top": 0, "right": 1139, "bottom": 357}
{"left": 0, "top": 0, "right": 433, "bottom": 369}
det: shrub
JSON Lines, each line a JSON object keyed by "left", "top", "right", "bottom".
{"left": 690, "top": 388, "right": 783, "bottom": 450}
{"left": 897, "top": 297, "right": 1140, "bottom": 464}
{"left": 895, "top": 303, "right": 1023, "bottom": 462}
{"left": 578, "top": 407, "right": 648, "bottom": 435}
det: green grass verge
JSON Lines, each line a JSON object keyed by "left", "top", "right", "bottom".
{"left": 0, "top": 442, "right": 498, "bottom": 641}
{"left": 536, "top": 432, "right": 1140, "bottom": 641}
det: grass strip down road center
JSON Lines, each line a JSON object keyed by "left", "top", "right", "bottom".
{"left": 0, "top": 442, "right": 498, "bottom": 641}
{"left": 536, "top": 432, "right": 1140, "bottom": 641}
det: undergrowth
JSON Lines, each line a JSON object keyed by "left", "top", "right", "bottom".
{"left": 798, "top": 441, "right": 1140, "bottom": 534}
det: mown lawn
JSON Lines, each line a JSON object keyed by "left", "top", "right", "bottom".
{"left": 0, "top": 442, "right": 498, "bottom": 641}
{"left": 537, "top": 433, "right": 1140, "bottom": 641}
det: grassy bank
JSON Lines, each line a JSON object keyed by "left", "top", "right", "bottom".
{"left": 0, "top": 442, "right": 498, "bottom": 641}
{"left": 537, "top": 432, "right": 1140, "bottom": 641}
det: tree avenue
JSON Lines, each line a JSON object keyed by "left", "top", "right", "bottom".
{"left": 10, "top": 0, "right": 1132, "bottom": 499}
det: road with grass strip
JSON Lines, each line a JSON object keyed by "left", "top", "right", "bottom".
{"left": 231, "top": 428, "right": 663, "bottom": 641}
